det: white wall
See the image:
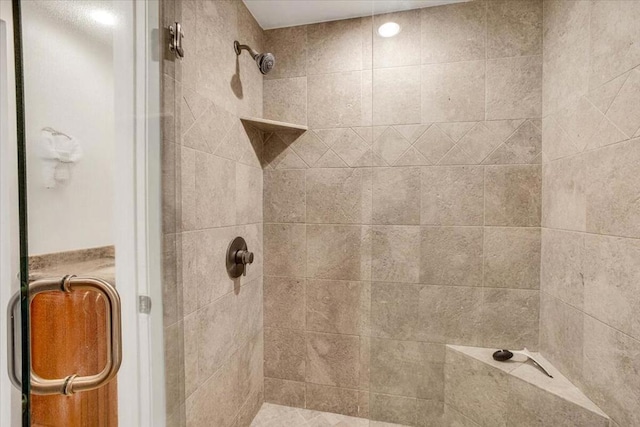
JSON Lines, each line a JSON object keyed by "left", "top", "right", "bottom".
{"left": 22, "top": 2, "right": 115, "bottom": 255}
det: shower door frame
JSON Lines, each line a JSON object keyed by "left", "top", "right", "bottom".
{"left": 0, "top": 0, "right": 166, "bottom": 425}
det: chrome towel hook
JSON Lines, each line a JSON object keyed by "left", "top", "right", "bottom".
{"left": 169, "top": 22, "right": 184, "bottom": 59}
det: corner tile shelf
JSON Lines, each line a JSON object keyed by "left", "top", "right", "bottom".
{"left": 444, "top": 345, "right": 610, "bottom": 426}
{"left": 240, "top": 116, "right": 307, "bottom": 133}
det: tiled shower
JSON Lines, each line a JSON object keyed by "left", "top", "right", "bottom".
{"left": 161, "top": 1, "right": 640, "bottom": 426}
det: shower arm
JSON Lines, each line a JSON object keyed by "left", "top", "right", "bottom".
{"left": 234, "top": 41, "right": 259, "bottom": 59}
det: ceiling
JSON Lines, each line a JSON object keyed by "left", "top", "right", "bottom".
{"left": 243, "top": 0, "right": 469, "bottom": 30}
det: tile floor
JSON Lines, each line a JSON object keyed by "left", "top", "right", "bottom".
{"left": 251, "top": 403, "right": 408, "bottom": 427}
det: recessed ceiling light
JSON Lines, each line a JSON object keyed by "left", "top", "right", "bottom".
{"left": 378, "top": 22, "right": 401, "bottom": 38}
{"left": 90, "top": 10, "right": 117, "bottom": 26}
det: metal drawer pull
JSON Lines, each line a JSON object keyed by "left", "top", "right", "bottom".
{"left": 7, "top": 275, "right": 122, "bottom": 395}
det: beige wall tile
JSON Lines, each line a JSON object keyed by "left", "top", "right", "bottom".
{"left": 443, "top": 404, "right": 481, "bottom": 426}
{"left": 264, "top": 26, "right": 307, "bottom": 80}
{"left": 371, "top": 282, "right": 420, "bottom": 341}
{"left": 308, "top": 71, "right": 363, "bottom": 129}
{"left": 306, "top": 168, "right": 365, "bottom": 224}
{"left": 306, "top": 384, "right": 360, "bottom": 417}
{"left": 420, "top": 227, "right": 484, "bottom": 287}
{"left": 264, "top": 223, "right": 306, "bottom": 277}
{"left": 370, "top": 393, "right": 417, "bottom": 426}
{"left": 541, "top": 156, "right": 585, "bottom": 231}
{"left": 588, "top": 0, "right": 640, "bottom": 89}
{"left": 373, "top": 167, "right": 420, "bottom": 225}
{"left": 306, "top": 279, "right": 370, "bottom": 335}
{"left": 583, "top": 234, "right": 640, "bottom": 340}
{"left": 416, "top": 399, "right": 444, "bottom": 427}
{"left": 422, "top": 61, "right": 486, "bottom": 123}
{"left": 264, "top": 378, "right": 306, "bottom": 408}
{"left": 540, "top": 229, "right": 584, "bottom": 308}
{"left": 264, "top": 327, "right": 306, "bottom": 381}
{"left": 264, "top": 276, "right": 305, "bottom": 330}
{"left": 421, "top": 166, "right": 484, "bottom": 226}
{"left": 584, "top": 139, "right": 640, "bottom": 238}
{"left": 306, "top": 332, "right": 360, "bottom": 388}
{"left": 418, "top": 285, "right": 483, "bottom": 345}
{"left": 604, "top": 69, "right": 640, "bottom": 137}
{"left": 483, "top": 227, "right": 541, "bottom": 289}
{"left": 539, "top": 293, "right": 584, "bottom": 385}
{"left": 195, "top": 153, "right": 236, "bottom": 228}
{"left": 373, "top": 66, "right": 421, "bottom": 125}
{"left": 165, "top": 322, "right": 185, "bottom": 416}
{"left": 583, "top": 316, "right": 640, "bottom": 427}
{"left": 421, "top": 1, "right": 486, "bottom": 64}
{"left": 487, "top": 0, "right": 542, "bottom": 59}
{"left": 372, "top": 226, "right": 421, "bottom": 283}
{"left": 413, "top": 125, "right": 455, "bottom": 165}
{"left": 373, "top": 10, "right": 421, "bottom": 69}
{"left": 263, "top": 77, "right": 307, "bottom": 125}
{"left": 264, "top": 170, "right": 306, "bottom": 223}
{"left": 307, "top": 18, "right": 364, "bottom": 75}
{"left": 372, "top": 127, "right": 412, "bottom": 165}
{"left": 480, "top": 288, "right": 539, "bottom": 349}
{"left": 486, "top": 55, "right": 542, "bottom": 120}
{"left": 485, "top": 165, "right": 541, "bottom": 227}
{"left": 235, "top": 163, "right": 263, "bottom": 225}
{"left": 307, "top": 225, "right": 366, "bottom": 281}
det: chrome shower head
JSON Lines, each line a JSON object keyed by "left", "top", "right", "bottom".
{"left": 234, "top": 41, "right": 275, "bottom": 75}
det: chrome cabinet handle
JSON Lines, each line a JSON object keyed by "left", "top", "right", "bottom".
{"left": 7, "top": 275, "right": 122, "bottom": 395}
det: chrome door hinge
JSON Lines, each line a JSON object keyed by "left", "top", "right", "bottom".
{"left": 138, "top": 295, "right": 152, "bottom": 314}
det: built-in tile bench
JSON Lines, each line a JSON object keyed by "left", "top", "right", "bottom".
{"left": 443, "top": 345, "right": 610, "bottom": 426}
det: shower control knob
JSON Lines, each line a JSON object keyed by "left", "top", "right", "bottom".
{"left": 226, "top": 237, "right": 254, "bottom": 278}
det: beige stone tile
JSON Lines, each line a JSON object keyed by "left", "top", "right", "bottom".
{"left": 443, "top": 404, "right": 480, "bottom": 427}
{"left": 541, "top": 115, "right": 579, "bottom": 162}
{"left": 539, "top": 293, "right": 584, "bottom": 386}
{"left": 483, "top": 227, "right": 541, "bottom": 289}
{"left": 420, "top": 166, "right": 484, "bottom": 226}
{"left": 264, "top": 378, "right": 306, "bottom": 408}
{"left": 484, "top": 120, "right": 542, "bottom": 165}
{"left": 414, "top": 125, "right": 455, "bottom": 165}
{"left": 444, "top": 347, "right": 509, "bottom": 427}
{"left": 584, "top": 139, "right": 640, "bottom": 238}
{"left": 263, "top": 77, "right": 307, "bottom": 126}
{"left": 583, "top": 316, "right": 640, "bottom": 427}
{"left": 306, "top": 384, "right": 360, "bottom": 417}
{"left": 586, "top": 72, "right": 629, "bottom": 115}
{"left": 236, "top": 163, "right": 263, "bottom": 225}
{"left": 238, "top": 223, "right": 264, "bottom": 284}
{"left": 264, "top": 223, "right": 306, "bottom": 277}
{"left": 416, "top": 399, "right": 444, "bottom": 427}
{"left": 371, "top": 226, "right": 421, "bottom": 283}
{"left": 307, "top": 225, "right": 365, "bottom": 281}
{"left": 251, "top": 403, "right": 308, "bottom": 426}
{"left": 486, "top": 55, "right": 542, "bottom": 120}
{"left": 421, "top": 61, "right": 485, "bottom": 123}
{"left": 507, "top": 376, "right": 609, "bottom": 427}
{"left": 236, "top": 388, "right": 264, "bottom": 427}
{"left": 487, "top": 0, "right": 542, "bottom": 59}
{"left": 264, "top": 276, "right": 305, "bottom": 330}
{"left": 420, "top": 227, "right": 484, "bottom": 287}
{"left": 306, "top": 332, "right": 360, "bottom": 388}
{"left": 164, "top": 321, "right": 185, "bottom": 416}
{"left": 369, "top": 393, "right": 417, "bottom": 426}
{"left": 316, "top": 128, "right": 370, "bottom": 167}
{"left": 418, "top": 285, "right": 483, "bottom": 345}
{"left": 371, "top": 282, "right": 420, "bottom": 341}
{"left": 605, "top": 68, "right": 640, "bottom": 138}
{"left": 237, "top": 330, "right": 264, "bottom": 400}
{"left": 456, "top": 123, "right": 502, "bottom": 164}
{"left": 264, "top": 327, "right": 306, "bottom": 381}
{"left": 264, "top": 170, "right": 306, "bottom": 223}
{"left": 290, "top": 131, "right": 329, "bottom": 167}
{"left": 373, "top": 66, "right": 421, "bottom": 126}
{"left": 306, "top": 168, "right": 365, "bottom": 224}
{"left": 555, "top": 97, "right": 605, "bottom": 152}
{"left": 485, "top": 165, "right": 541, "bottom": 227}
{"left": 371, "top": 9, "right": 420, "bottom": 68}
{"left": 306, "top": 279, "right": 370, "bottom": 336}
{"left": 308, "top": 71, "right": 364, "bottom": 129}
{"left": 182, "top": 313, "right": 198, "bottom": 399}
{"left": 421, "top": 1, "right": 486, "bottom": 64}
{"left": 370, "top": 338, "right": 444, "bottom": 401}
{"left": 372, "top": 127, "right": 412, "bottom": 166}
{"left": 163, "top": 233, "right": 179, "bottom": 325}
{"left": 264, "top": 26, "right": 307, "bottom": 80}
{"left": 194, "top": 153, "right": 236, "bottom": 228}
{"left": 542, "top": 0, "right": 590, "bottom": 115}
{"left": 196, "top": 292, "right": 237, "bottom": 383}
{"left": 589, "top": 0, "right": 640, "bottom": 89}
{"left": 583, "top": 234, "right": 640, "bottom": 341}
{"left": 307, "top": 18, "right": 364, "bottom": 75}
{"left": 541, "top": 155, "right": 585, "bottom": 231}
{"left": 372, "top": 167, "right": 420, "bottom": 225}
{"left": 540, "top": 228, "right": 584, "bottom": 308}
{"left": 480, "top": 288, "right": 539, "bottom": 349}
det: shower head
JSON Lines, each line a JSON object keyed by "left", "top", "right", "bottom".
{"left": 234, "top": 41, "right": 275, "bottom": 75}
